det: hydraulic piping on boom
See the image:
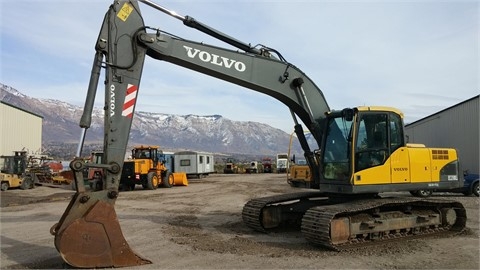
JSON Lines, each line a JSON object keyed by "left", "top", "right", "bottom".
{"left": 51, "top": 0, "right": 466, "bottom": 268}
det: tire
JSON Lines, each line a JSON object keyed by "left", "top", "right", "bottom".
{"left": 1, "top": 182, "right": 9, "bottom": 191}
{"left": 415, "top": 190, "right": 432, "bottom": 197}
{"left": 20, "top": 177, "right": 33, "bottom": 190}
{"left": 472, "top": 182, "right": 479, "bottom": 197}
{"left": 146, "top": 172, "right": 158, "bottom": 190}
{"left": 162, "top": 172, "right": 174, "bottom": 188}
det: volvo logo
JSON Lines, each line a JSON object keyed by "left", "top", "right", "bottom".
{"left": 183, "top": 45, "right": 246, "bottom": 72}
{"left": 109, "top": 84, "right": 115, "bottom": 117}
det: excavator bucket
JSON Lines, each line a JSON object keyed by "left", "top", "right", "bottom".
{"left": 51, "top": 191, "right": 151, "bottom": 268}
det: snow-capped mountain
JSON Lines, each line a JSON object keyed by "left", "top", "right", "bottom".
{"left": 1, "top": 83, "right": 301, "bottom": 156}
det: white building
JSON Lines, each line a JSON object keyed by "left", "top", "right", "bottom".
{"left": 0, "top": 101, "right": 43, "bottom": 166}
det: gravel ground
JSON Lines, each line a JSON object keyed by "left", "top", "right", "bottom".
{"left": 1, "top": 173, "right": 478, "bottom": 269}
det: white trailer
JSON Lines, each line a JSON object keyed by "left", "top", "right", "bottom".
{"left": 174, "top": 151, "right": 215, "bottom": 178}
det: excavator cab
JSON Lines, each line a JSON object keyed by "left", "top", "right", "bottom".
{"left": 319, "top": 107, "right": 461, "bottom": 194}
{"left": 321, "top": 108, "right": 393, "bottom": 179}
{"left": 321, "top": 107, "right": 406, "bottom": 185}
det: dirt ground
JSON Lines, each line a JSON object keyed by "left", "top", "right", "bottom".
{"left": 1, "top": 173, "right": 479, "bottom": 269}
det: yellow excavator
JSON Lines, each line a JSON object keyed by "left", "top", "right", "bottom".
{"left": 51, "top": 0, "right": 467, "bottom": 268}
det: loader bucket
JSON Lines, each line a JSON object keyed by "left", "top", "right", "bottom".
{"left": 52, "top": 192, "right": 151, "bottom": 268}
{"left": 173, "top": 172, "right": 189, "bottom": 186}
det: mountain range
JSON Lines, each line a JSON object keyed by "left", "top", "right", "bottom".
{"left": 1, "top": 83, "right": 305, "bottom": 159}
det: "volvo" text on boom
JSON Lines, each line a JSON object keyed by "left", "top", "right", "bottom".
{"left": 183, "top": 45, "right": 246, "bottom": 72}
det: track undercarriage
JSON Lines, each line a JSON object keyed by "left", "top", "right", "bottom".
{"left": 242, "top": 192, "right": 467, "bottom": 250}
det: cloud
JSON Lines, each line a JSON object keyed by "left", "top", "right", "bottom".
{"left": 1, "top": 0, "right": 478, "bottom": 134}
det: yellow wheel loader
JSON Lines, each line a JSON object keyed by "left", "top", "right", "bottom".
{"left": 120, "top": 145, "right": 183, "bottom": 190}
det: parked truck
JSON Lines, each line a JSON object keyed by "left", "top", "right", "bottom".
{"left": 261, "top": 158, "right": 272, "bottom": 173}
{"left": 245, "top": 161, "right": 258, "bottom": 174}
{"left": 275, "top": 153, "right": 288, "bottom": 173}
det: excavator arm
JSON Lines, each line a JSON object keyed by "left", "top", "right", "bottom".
{"left": 52, "top": 0, "right": 330, "bottom": 268}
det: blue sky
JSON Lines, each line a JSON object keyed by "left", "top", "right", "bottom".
{"left": 1, "top": 0, "right": 478, "bottom": 133}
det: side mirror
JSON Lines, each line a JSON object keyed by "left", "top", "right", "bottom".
{"left": 342, "top": 108, "right": 354, "bottom": 121}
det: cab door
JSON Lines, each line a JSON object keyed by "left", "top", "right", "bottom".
{"left": 388, "top": 113, "right": 410, "bottom": 183}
